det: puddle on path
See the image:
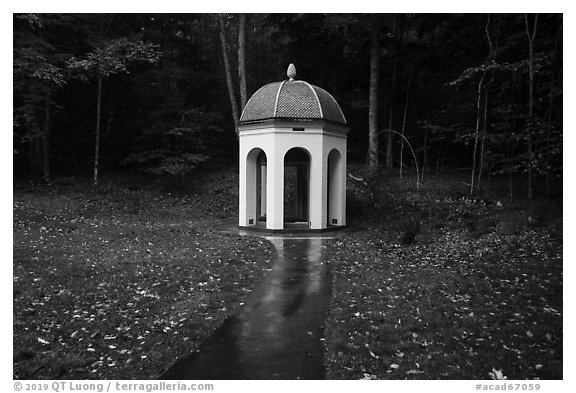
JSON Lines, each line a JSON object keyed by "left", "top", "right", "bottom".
{"left": 161, "top": 235, "right": 332, "bottom": 380}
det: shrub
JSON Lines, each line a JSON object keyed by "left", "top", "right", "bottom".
{"left": 400, "top": 218, "right": 420, "bottom": 245}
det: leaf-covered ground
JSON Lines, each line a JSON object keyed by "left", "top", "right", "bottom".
{"left": 324, "top": 173, "right": 562, "bottom": 380}
{"left": 14, "top": 169, "right": 562, "bottom": 380}
{"left": 13, "top": 171, "right": 274, "bottom": 379}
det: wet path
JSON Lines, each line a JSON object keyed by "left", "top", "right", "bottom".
{"left": 161, "top": 235, "right": 332, "bottom": 380}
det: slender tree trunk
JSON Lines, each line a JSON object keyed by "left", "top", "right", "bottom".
{"left": 525, "top": 13, "right": 538, "bottom": 201}
{"left": 399, "top": 78, "right": 410, "bottom": 179}
{"left": 367, "top": 24, "right": 381, "bottom": 177}
{"left": 385, "top": 61, "right": 397, "bottom": 169}
{"left": 477, "top": 79, "right": 491, "bottom": 189}
{"left": 508, "top": 147, "right": 515, "bottom": 198}
{"left": 42, "top": 93, "right": 51, "bottom": 182}
{"left": 381, "top": 128, "right": 419, "bottom": 189}
{"left": 94, "top": 75, "right": 102, "bottom": 186}
{"left": 238, "top": 13, "right": 248, "bottom": 112}
{"left": 470, "top": 72, "right": 486, "bottom": 196}
{"left": 421, "top": 127, "right": 428, "bottom": 181}
{"left": 476, "top": 14, "right": 494, "bottom": 191}
{"left": 219, "top": 14, "right": 239, "bottom": 130}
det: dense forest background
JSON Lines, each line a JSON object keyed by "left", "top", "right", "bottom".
{"left": 13, "top": 13, "right": 563, "bottom": 199}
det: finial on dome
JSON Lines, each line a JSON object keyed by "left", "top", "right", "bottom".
{"left": 287, "top": 63, "right": 296, "bottom": 81}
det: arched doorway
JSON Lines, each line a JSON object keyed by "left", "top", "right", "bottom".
{"left": 256, "top": 150, "right": 267, "bottom": 224}
{"left": 284, "top": 148, "right": 311, "bottom": 226}
{"left": 327, "top": 149, "right": 343, "bottom": 226}
{"left": 244, "top": 147, "right": 267, "bottom": 226}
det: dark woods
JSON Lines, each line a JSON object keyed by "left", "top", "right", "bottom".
{"left": 13, "top": 14, "right": 562, "bottom": 198}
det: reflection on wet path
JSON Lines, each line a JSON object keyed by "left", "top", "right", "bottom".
{"left": 161, "top": 236, "right": 332, "bottom": 380}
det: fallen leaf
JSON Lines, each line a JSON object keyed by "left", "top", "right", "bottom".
{"left": 489, "top": 368, "right": 507, "bottom": 380}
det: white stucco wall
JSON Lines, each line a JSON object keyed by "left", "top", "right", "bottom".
{"left": 239, "top": 120, "right": 348, "bottom": 230}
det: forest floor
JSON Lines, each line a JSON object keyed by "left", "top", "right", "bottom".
{"left": 13, "top": 170, "right": 275, "bottom": 379}
{"left": 13, "top": 167, "right": 562, "bottom": 380}
{"left": 324, "top": 169, "right": 563, "bottom": 380}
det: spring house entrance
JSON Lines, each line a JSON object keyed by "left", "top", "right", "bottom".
{"left": 283, "top": 148, "right": 310, "bottom": 224}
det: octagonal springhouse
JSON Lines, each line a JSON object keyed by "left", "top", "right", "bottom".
{"left": 238, "top": 64, "right": 349, "bottom": 231}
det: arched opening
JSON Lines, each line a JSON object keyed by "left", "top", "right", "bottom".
{"left": 245, "top": 148, "right": 267, "bottom": 226}
{"left": 256, "top": 150, "right": 267, "bottom": 223}
{"left": 284, "top": 147, "right": 311, "bottom": 226}
{"left": 327, "top": 149, "right": 343, "bottom": 226}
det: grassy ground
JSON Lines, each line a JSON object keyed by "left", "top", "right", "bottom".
{"left": 13, "top": 170, "right": 274, "bottom": 379}
{"left": 324, "top": 170, "right": 563, "bottom": 380}
{"left": 14, "top": 167, "right": 562, "bottom": 380}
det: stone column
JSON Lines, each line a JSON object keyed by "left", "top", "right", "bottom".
{"left": 327, "top": 151, "right": 338, "bottom": 225}
{"left": 239, "top": 148, "right": 248, "bottom": 226}
{"left": 266, "top": 147, "right": 284, "bottom": 230}
{"left": 328, "top": 148, "right": 347, "bottom": 226}
{"left": 340, "top": 143, "right": 347, "bottom": 226}
{"left": 309, "top": 141, "right": 327, "bottom": 230}
{"left": 239, "top": 148, "right": 258, "bottom": 226}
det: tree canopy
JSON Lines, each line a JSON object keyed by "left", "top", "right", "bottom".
{"left": 13, "top": 13, "right": 562, "bottom": 198}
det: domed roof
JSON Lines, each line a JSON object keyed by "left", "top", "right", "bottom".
{"left": 239, "top": 65, "right": 347, "bottom": 126}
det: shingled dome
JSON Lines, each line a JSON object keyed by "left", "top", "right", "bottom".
{"left": 239, "top": 66, "right": 347, "bottom": 126}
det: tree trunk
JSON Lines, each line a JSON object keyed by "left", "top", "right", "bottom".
{"left": 525, "top": 13, "right": 538, "bottom": 201}
{"left": 219, "top": 14, "right": 239, "bottom": 131}
{"left": 476, "top": 14, "right": 494, "bottom": 190}
{"left": 238, "top": 13, "right": 248, "bottom": 112}
{"left": 508, "top": 146, "right": 515, "bottom": 198}
{"left": 399, "top": 78, "right": 410, "bottom": 179}
{"left": 367, "top": 24, "right": 381, "bottom": 178}
{"left": 42, "top": 93, "right": 51, "bottom": 182}
{"left": 382, "top": 128, "right": 420, "bottom": 189}
{"left": 386, "top": 61, "right": 397, "bottom": 169}
{"left": 94, "top": 75, "right": 102, "bottom": 186}
{"left": 477, "top": 79, "right": 491, "bottom": 189}
{"left": 421, "top": 127, "right": 428, "bottom": 181}
{"left": 470, "top": 72, "right": 485, "bottom": 196}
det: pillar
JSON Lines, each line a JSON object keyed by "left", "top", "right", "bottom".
{"left": 309, "top": 144, "right": 327, "bottom": 230}
{"left": 239, "top": 149, "right": 247, "bottom": 226}
{"left": 239, "top": 148, "right": 258, "bottom": 226}
{"left": 340, "top": 145, "right": 347, "bottom": 226}
{"left": 266, "top": 148, "right": 284, "bottom": 230}
{"left": 328, "top": 149, "right": 344, "bottom": 226}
